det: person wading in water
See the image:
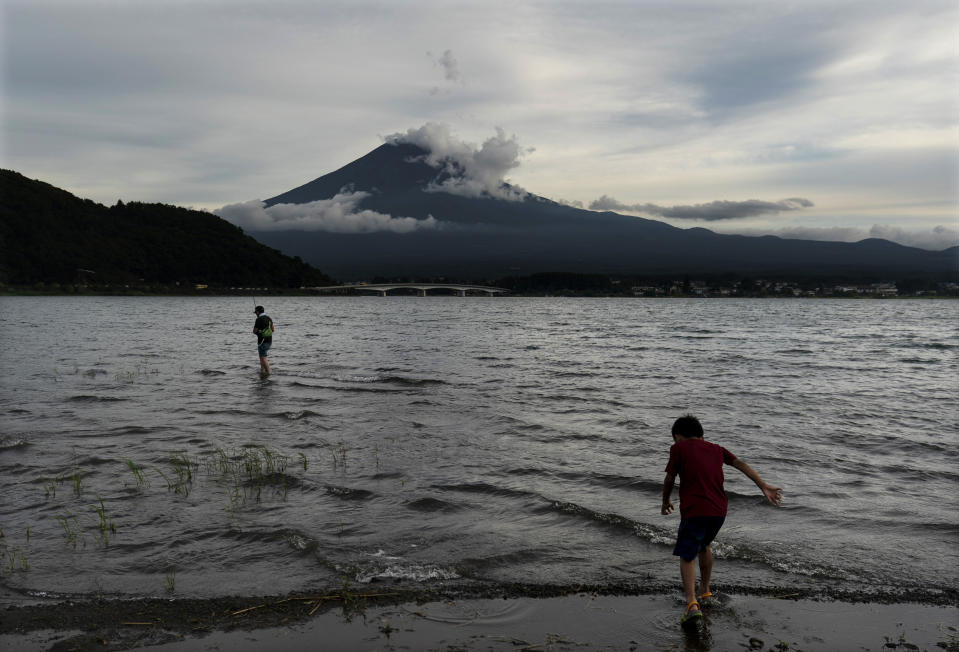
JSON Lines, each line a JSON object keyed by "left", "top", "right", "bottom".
{"left": 252, "top": 306, "right": 274, "bottom": 376}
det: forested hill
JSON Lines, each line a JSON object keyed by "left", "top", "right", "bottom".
{"left": 0, "top": 170, "right": 332, "bottom": 289}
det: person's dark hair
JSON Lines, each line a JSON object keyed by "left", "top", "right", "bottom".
{"left": 255, "top": 306, "right": 264, "bottom": 314}
{"left": 672, "top": 414, "right": 704, "bottom": 438}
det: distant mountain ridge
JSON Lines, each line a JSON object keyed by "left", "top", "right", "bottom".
{"left": 251, "top": 142, "right": 958, "bottom": 280}
{"left": 0, "top": 169, "right": 331, "bottom": 288}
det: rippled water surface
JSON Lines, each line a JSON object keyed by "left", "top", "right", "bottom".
{"left": 1, "top": 296, "right": 956, "bottom": 600}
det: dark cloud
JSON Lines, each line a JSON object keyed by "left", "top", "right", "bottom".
{"left": 588, "top": 196, "right": 814, "bottom": 221}
{"left": 684, "top": 12, "right": 834, "bottom": 116}
{"left": 427, "top": 49, "right": 460, "bottom": 82}
{"left": 438, "top": 50, "right": 460, "bottom": 81}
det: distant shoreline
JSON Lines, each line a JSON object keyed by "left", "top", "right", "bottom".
{"left": 2, "top": 288, "right": 956, "bottom": 299}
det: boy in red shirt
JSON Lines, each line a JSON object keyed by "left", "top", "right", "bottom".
{"left": 661, "top": 415, "right": 782, "bottom": 624}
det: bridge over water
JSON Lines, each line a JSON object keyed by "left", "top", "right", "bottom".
{"left": 308, "top": 283, "right": 510, "bottom": 297}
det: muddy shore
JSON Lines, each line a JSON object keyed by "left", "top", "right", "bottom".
{"left": 2, "top": 583, "right": 957, "bottom": 651}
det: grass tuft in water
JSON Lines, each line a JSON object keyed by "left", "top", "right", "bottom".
{"left": 56, "top": 513, "right": 86, "bottom": 549}
{"left": 123, "top": 459, "right": 148, "bottom": 490}
{"left": 93, "top": 498, "right": 116, "bottom": 544}
{"left": 42, "top": 478, "right": 57, "bottom": 500}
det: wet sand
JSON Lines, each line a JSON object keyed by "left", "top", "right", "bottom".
{"left": 2, "top": 586, "right": 957, "bottom": 652}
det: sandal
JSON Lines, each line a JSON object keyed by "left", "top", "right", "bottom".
{"left": 697, "top": 591, "right": 714, "bottom": 606}
{"left": 681, "top": 599, "right": 703, "bottom": 624}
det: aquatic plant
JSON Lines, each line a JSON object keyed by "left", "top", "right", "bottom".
{"left": 113, "top": 360, "right": 160, "bottom": 383}
{"left": 171, "top": 452, "right": 196, "bottom": 485}
{"left": 56, "top": 513, "right": 86, "bottom": 549}
{"left": 6, "top": 547, "right": 29, "bottom": 572}
{"left": 0, "top": 528, "right": 30, "bottom": 574}
{"left": 205, "top": 444, "right": 301, "bottom": 505}
{"left": 165, "top": 568, "right": 176, "bottom": 593}
{"left": 152, "top": 466, "right": 176, "bottom": 492}
{"left": 123, "top": 459, "right": 148, "bottom": 490}
{"left": 72, "top": 470, "right": 83, "bottom": 497}
{"left": 63, "top": 451, "right": 84, "bottom": 498}
{"left": 93, "top": 498, "right": 116, "bottom": 544}
{"left": 378, "top": 620, "right": 395, "bottom": 640}
{"left": 327, "top": 440, "right": 348, "bottom": 470}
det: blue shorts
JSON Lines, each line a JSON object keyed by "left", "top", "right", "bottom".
{"left": 672, "top": 516, "right": 725, "bottom": 561}
{"left": 257, "top": 341, "right": 272, "bottom": 357}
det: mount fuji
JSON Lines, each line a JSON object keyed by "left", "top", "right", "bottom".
{"left": 221, "top": 138, "right": 957, "bottom": 281}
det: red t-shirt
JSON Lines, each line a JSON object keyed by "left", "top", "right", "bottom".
{"left": 665, "top": 438, "right": 738, "bottom": 518}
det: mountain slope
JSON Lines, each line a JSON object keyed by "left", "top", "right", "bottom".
{"left": 0, "top": 170, "right": 332, "bottom": 287}
{"left": 251, "top": 142, "right": 958, "bottom": 280}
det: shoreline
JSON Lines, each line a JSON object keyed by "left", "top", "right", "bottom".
{"left": 1, "top": 289, "right": 956, "bottom": 299}
{"left": 2, "top": 584, "right": 957, "bottom": 652}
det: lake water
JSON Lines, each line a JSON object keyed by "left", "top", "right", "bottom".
{"left": 1, "top": 296, "right": 956, "bottom": 602}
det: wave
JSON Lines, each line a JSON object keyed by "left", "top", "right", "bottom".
{"left": 544, "top": 500, "right": 674, "bottom": 547}
{"left": 405, "top": 497, "right": 462, "bottom": 513}
{"left": 325, "top": 485, "right": 374, "bottom": 500}
{"left": 903, "top": 341, "right": 957, "bottom": 350}
{"left": 433, "top": 482, "right": 538, "bottom": 501}
{"left": 353, "top": 560, "right": 460, "bottom": 584}
{"left": 334, "top": 374, "right": 446, "bottom": 386}
{"left": 456, "top": 548, "right": 549, "bottom": 575}
{"left": 263, "top": 410, "right": 323, "bottom": 421}
{"left": 68, "top": 394, "right": 127, "bottom": 402}
{"left": 0, "top": 437, "right": 28, "bottom": 450}
{"left": 283, "top": 529, "right": 320, "bottom": 554}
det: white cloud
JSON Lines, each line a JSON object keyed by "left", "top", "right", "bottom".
{"left": 215, "top": 192, "right": 439, "bottom": 234}
{"left": 385, "top": 123, "right": 530, "bottom": 201}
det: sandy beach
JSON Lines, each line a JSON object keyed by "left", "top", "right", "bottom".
{"left": 2, "top": 586, "right": 957, "bottom": 652}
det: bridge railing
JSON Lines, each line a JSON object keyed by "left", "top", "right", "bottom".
{"left": 307, "top": 283, "right": 510, "bottom": 296}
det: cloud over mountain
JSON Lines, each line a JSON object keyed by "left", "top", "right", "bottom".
{"left": 589, "top": 196, "right": 814, "bottom": 221}
{"left": 385, "top": 123, "right": 529, "bottom": 201}
{"left": 216, "top": 191, "right": 438, "bottom": 233}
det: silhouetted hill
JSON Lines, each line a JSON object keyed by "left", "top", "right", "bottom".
{"left": 250, "top": 142, "right": 958, "bottom": 281}
{"left": 0, "top": 170, "right": 332, "bottom": 288}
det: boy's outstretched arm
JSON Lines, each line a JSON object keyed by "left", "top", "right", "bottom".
{"left": 731, "top": 458, "right": 783, "bottom": 506}
{"left": 661, "top": 472, "right": 676, "bottom": 515}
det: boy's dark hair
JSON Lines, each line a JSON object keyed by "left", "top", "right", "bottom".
{"left": 672, "top": 414, "right": 704, "bottom": 438}
{"left": 255, "top": 306, "right": 264, "bottom": 314}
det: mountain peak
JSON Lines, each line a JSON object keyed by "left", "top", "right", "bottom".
{"left": 265, "top": 142, "right": 434, "bottom": 206}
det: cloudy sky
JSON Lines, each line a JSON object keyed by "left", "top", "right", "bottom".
{"left": 3, "top": 0, "right": 957, "bottom": 249}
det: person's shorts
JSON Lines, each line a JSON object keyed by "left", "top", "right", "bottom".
{"left": 257, "top": 340, "right": 272, "bottom": 357}
{"left": 672, "top": 516, "right": 725, "bottom": 561}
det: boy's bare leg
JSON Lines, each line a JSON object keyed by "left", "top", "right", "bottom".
{"left": 698, "top": 546, "right": 713, "bottom": 596}
{"left": 680, "top": 558, "right": 699, "bottom": 612}
{"left": 259, "top": 355, "right": 270, "bottom": 375}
